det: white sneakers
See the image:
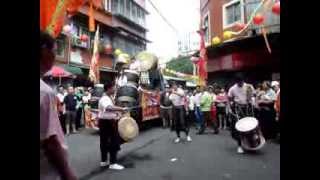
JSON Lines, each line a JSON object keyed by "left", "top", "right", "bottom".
{"left": 237, "top": 146, "right": 244, "bottom": 154}
{"left": 100, "top": 162, "right": 125, "bottom": 170}
{"left": 109, "top": 163, "right": 125, "bottom": 170}
{"left": 174, "top": 136, "right": 192, "bottom": 143}
{"left": 186, "top": 136, "right": 192, "bottom": 142}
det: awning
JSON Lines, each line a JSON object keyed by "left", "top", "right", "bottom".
{"left": 57, "top": 64, "right": 84, "bottom": 75}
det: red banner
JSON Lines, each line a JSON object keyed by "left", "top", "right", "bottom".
{"left": 141, "top": 91, "right": 160, "bottom": 121}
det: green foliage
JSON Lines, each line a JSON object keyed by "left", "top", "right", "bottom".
{"left": 166, "top": 56, "right": 193, "bottom": 74}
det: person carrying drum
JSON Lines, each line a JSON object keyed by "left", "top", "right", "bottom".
{"left": 228, "top": 74, "right": 255, "bottom": 154}
{"left": 98, "top": 81, "right": 127, "bottom": 170}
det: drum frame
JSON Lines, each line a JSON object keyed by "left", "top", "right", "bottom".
{"left": 231, "top": 103, "right": 265, "bottom": 151}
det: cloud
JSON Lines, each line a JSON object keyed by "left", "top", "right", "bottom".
{"left": 146, "top": 0, "right": 200, "bottom": 62}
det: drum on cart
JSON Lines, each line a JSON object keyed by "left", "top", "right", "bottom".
{"left": 235, "top": 117, "right": 265, "bottom": 151}
{"left": 124, "top": 69, "right": 140, "bottom": 87}
{"left": 116, "top": 85, "right": 139, "bottom": 106}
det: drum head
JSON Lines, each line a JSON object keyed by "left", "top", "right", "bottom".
{"left": 235, "top": 117, "right": 258, "bottom": 132}
{"left": 118, "top": 116, "right": 139, "bottom": 142}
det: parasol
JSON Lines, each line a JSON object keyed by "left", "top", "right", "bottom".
{"left": 44, "top": 66, "right": 74, "bottom": 85}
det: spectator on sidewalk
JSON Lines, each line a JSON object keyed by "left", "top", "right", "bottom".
{"left": 160, "top": 85, "right": 173, "bottom": 128}
{"left": 56, "top": 86, "right": 66, "bottom": 134}
{"left": 64, "top": 86, "right": 78, "bottom": 135}
{"left": 257, "top": 81, "right": 277, "bottom": 139}
{"left": 194, "top": 87, "right": 203, "bottom": 130}
{"left": 187, "top": 91, "right": 196, "bottom": 129}
{"left": 75, "top": 87, "right": 84, "bottom": 130}
{"left": 40, "top": 31, "right": 77, "bottom": 180}
{"left": 197, "top": 87, "right": 219, "bottom": 135}
{"left": 169, "top": 83, "right": 192, "bottom": 143}
{"left": 215, "top": 87, "right": 228, "bottom": 130}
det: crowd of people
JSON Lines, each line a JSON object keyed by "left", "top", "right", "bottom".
{"left": 160, "top": 75, "right": 280, "bottom": 153}
{"left": 56, "top": 85, "right": 94, "bottom": 135}
{"left": 40, "top": 31, "right": 280, "bottom": 180}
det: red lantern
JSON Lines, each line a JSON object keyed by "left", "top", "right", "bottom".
{"left": 272, "top": 2, "right": 280, "bottom": 15}
{"left": 80, "top": 34, "right": 89, "bottom": 42}
{"left": 105, "top": 44, "right": 113, "bottom": 54}
{"left": 253, "top": 14, "right": 264, "bottom": 25}
{"left": 235, "top": 22, "right": 245, "bottom": 31}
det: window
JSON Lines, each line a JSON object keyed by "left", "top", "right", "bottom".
{"left": 203, "top": 14, "right": 210, "bottom": 44}
{"left": 125, "top": 0, "right": 131, "bottom": 18}
{"left": 119, "top": 0, "right": 125, "bottom": 14}
{"left": 55, "top": 36, "right": 66, "bottom": 57}
{"left": 223, "top": 0, "right": 244, "bottom": 29}
{"left": 104, "top": 0, "right": 112, "bottom": 12}
{"left": 112, "top": 0, "right": 119, "bottom": 13}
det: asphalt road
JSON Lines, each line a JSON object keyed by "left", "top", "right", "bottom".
{"left": 66, "top": 126, "right": 280, "bottom": 180}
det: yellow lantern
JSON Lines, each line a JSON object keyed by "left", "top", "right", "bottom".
{"left": 212, "top": 36, "right": 221, "bottom": 45}
{"left": 223, "top": 31, "right": 233, "bottom": 40}
{"left": 114, "top": 49, "right": 122, "bottom": 56}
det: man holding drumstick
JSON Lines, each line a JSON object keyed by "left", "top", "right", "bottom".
{"left": 228, "top": 74, "right": 255, "bottom": 154}
{"left": 98, "top": 81, "right": 127, "bottom": 170}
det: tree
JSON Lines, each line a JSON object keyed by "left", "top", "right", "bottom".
{"left": 166, "top": 56, "right": 193, "bottom": 74}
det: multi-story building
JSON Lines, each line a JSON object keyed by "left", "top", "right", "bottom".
{"left": 199, "top": 0, "right": 280, "bottom": 87}
{"left": 54, "top": 0, "right": 150, "bottom": 86}
{"left": 178, "top": 31, "right": 200, "bottom": 56}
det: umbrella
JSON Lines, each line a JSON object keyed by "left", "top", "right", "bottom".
{"left": 44, "top": 66, "right": 73, "bottom": 85}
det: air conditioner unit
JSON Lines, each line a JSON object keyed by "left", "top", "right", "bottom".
{"left": 71, "top": 36, "right": 89, "bottom": 48}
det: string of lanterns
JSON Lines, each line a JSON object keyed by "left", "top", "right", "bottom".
{"left": 212, "top": 0, "right": 280, "bottom": 46}
{"left": 162, "top": 68, "right": 199, "bottom": 81}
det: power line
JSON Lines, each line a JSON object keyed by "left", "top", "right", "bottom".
{"left": 147, "top": 0, "right": 179, "bottom": 35}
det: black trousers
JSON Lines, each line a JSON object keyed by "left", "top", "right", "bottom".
{"left": 188, "top": 110, "right": 195, "bottom": 126}
{"left": 259, "top": 105, "right": 277, "bottom": 139}
{"left": 216, "top": 106, "right": 227, "bottom": 129}
{"left": 75, "top": 107, "right": 83, "bottom": 130}
{"left": 172, "top": 106, "right": 189, "bottom": 137}
{"left": 98, "top": 119, "right": 121, "bottom": 164}
{"left": 199, "top": 111, "right": 219, "bottom": 134}
{"left": 58, "top": 112, "right": 66, "bottom": 134}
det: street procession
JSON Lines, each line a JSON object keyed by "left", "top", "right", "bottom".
{"left": 40, "top": 0, "right": 280, "bottom": 180}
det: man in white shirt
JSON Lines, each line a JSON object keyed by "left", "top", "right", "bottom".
{"left": 194, "top": 87, "right": 203, "bottom": 130}
{"left": 227, "top": 74, "right": 255, "bottom": 154}
{"left": 40, "top": 31, "right": 77, "bottom": 180}
{"left": 169, "top": 83, "right": 192, "bottom": 143}
{"left": 98, "top": 81, "right": 127, "bottom": 170}
{"left": 56, "top": 86, "right": 66, "bottom": 134}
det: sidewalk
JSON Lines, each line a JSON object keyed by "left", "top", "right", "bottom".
{"left": 66, "top": 127, "right": 169, "bottom": 179}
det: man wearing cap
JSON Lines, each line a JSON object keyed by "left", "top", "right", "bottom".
{"left": 228, "top": 74, "right": 255, "bottom": 154}
{"left": 160, "top": 85, "right": 172, "bottom": 128}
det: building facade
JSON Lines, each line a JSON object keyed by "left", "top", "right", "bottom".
{"left": 54, "top": 0, "right": 150, "bottom": 86}
{"left": 199, "top": 0, "right": 280, "bottom": 87}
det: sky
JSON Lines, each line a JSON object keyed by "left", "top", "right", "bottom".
{"left": 145, "top": 0, "right": 200, "bottom": 64}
